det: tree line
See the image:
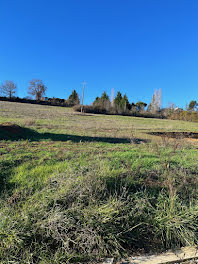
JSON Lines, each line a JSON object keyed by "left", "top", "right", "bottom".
{"left": 0, "top": 79, "right": 80, "bottom": 107}
{"left": 1, "top": 79, "right": 198, "bottom": 121}
{"left": 73, "top": 89, "right": 164, "bottom": 118}
{"left": 0, "top": 79, "right": 153, "bottom": 113}
{"left": 74, "top": 89, "right": 198, "bottom": 121}
{"left": 91, "top": 91, "right": 148, "bottom": 113}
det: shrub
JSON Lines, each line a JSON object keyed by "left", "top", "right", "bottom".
{"left": 168, "top": 110, "right": 198, "bottom": 122}
{"left": 73, "top": 104, "right": 165, "bottom": 119}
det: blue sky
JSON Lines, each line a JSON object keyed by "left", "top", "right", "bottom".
{"left": 0, "top": 0, "right": 197, "bottom": 107}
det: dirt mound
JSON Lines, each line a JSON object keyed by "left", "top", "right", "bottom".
{"left": 0, "top": 123, "right": 24, "bottom": 135}
{"left": 149, "top": 131, "right": 198, "bottom": 139}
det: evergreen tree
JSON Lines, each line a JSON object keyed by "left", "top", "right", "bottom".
{"left": 188, "top": 100, "right": 198, "bottom": 111}
{"left": 93, "top": 92, "right": 110, "bottom": 109}
{"left": 120, "top": 94, "right": 130, "bottom": 110}
{"left": 100, "top": 91, "right": 110, "bottom": 103}
{"left": 93, "top": 96, "right": 100, "bottom": 106}
{"left": 114, "top": 91, "right": 122, "bottom": 108}
{"left": 67, "top": 90, "right": 80, "bottom": 106}
{"left": 100, "top": 92, "right": 110, "bottom": 108}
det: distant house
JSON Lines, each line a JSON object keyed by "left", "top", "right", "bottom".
{"left": 42, "top": 97, "right": 48, "bottom": 102}
{"left": 175, "top": 107, "right": 183, "bottom": 112}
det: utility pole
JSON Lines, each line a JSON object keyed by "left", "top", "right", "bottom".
{"left": 81, "top": 82, "right": 87, "bottom": 113}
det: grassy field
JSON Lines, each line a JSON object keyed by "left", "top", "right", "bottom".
{"left": 0, "top": 101, "right": 198, "bottom": 263}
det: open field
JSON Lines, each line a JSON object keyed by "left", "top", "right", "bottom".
{"left": 0, "top": 101, "right": 198, "bottom": 263}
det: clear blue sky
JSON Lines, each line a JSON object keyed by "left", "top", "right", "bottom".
{"left": 0, "top": 0, "right": 197, "bottom": 107}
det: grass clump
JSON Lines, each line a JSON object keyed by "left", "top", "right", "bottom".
{"left": 0, "top": 167, "right": 153, "bottom": 263}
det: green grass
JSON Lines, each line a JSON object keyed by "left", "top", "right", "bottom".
{"left": 0, "top": 101, "right": 198, "bottom": 263}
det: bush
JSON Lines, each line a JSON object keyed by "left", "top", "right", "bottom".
{"left": 73, "top": 104, "right": 165, "bottom": 119}
{"left": 168, "top": 110, "right": 198, "bottom": 122}
{"left": 0, "top": 96, "right": 70, "bottom": 108}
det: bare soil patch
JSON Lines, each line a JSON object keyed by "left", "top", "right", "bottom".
{"left": 148, "top": 131, "right": 198, "bottom": 139}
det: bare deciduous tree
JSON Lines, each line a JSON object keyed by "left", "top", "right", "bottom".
{"left": 149, "top": 88, "right": 162, "bottom": 112}
{"left": 0, "top": 80, "right": 16, "bottom": 98}
{"left": 28, "top": 79, "right": 47, "bottom": 101}
{"left": 110, "top": 88, "right": 115, "bottom": 106}
{"left": 158, "top": 88, "right": 162, "bottom": 109}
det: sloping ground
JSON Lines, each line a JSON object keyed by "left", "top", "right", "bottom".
{"left": 1, "top": 102, "right": 198, "bottom": 263}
